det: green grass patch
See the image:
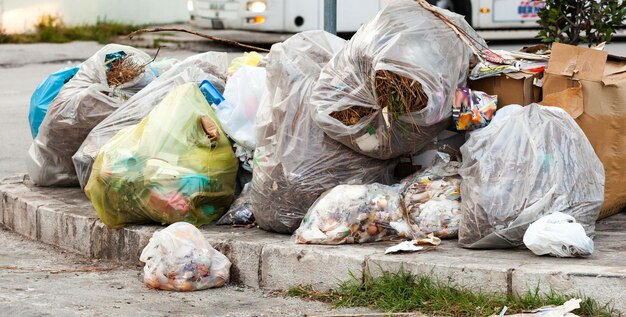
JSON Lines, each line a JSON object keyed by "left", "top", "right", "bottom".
{"left": 287, "top": 270, "right": 618, "bottom": 316}
{"left": 0, "top": 14, "right": 140, "bottom": 44}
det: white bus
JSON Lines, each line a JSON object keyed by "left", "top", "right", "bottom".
{"left": 187, "top": 0, "right": 543, "bottom": 32}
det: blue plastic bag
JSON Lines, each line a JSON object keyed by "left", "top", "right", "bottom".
{"left": 28, "top": 66, "right": 80, "bottom": 138}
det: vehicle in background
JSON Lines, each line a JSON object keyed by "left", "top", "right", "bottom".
{"left": 187, "top": 0, "right": 542, "bottom": 33}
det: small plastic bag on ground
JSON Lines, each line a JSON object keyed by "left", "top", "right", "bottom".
{"left": 216, "top": 65, "right": 266, "bottom": 150}
{"left": 311, "top": 1, "right": 486, "bottom": 160}
{"left": 295, "top": 184, "right": 411, "bottom": 245}
{"left": 401, "top": 158, "right": 462, "bottom": 239}
{"left": 251, "top": 30, "right": 396, "bottom": 234}
{"left": 140, "top": 222, "right": 231, "bottom": 291}
{"left": 216, "top": 183, "right": 255, "bottom": 226}
{"left": 73, "top": 52, "right": 227, "bottom": 189}
{"left": 28, "top": 65, "right": 80, "bottom": 138}
{"left": 458, "top": 104, "right": 605, "bottom": 249}
{"left": 27, "top": 44, "right": 157, "bottom": 187}
{"left": 452, "top": 87, "right": 497, "bottom": 131}
{"left": 85, "top": 83, "right": 238, "bottom": 228}
{"left": 523, "top": 212, "right": 594, "bottom": 258}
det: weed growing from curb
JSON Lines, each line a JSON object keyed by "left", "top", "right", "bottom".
{"left": 287, "top": 270, "right": 618, "bottom": 316}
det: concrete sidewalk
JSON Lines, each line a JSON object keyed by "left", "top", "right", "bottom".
{"left": 2, "top": 174, "right": 625, "bottom": 313}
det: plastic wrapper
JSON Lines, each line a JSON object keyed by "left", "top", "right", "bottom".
{"left": 311, "top": 1, "right": 485, "bottom": 160}
{"left": 295, "top": 184, "right": 410, "bottom": 245}
{"left": 227, "top": 51, "right": 263, "bottom": 77}
{"left": 251, "top": 30, "right": 396, "bottom": 234}
{"left": 28, "top": 65, "right": 80, "bottom": 138}
{"left": 140, "top": 222, "right": 231, "bottom": 291}
{"left": 452, "top": 88, "right": 497, "bottom": 131}
{"left": 73, "top": 52, "right": 227, "bottom": 189}
{"left": 27, "top": 44, "right": 157, "bottom": 187}
{"left": 216, "top": 183, "right": 255, "bottom": 226}
{"left": 85, "top": 83, "right": 238, "bottom": 228}
{"left": 523, "top": 212, "right": 594, "bottom": 258}
{"left": 402, "top": 159, "right": 462, "bottom": 239}
{"left": 217, "top": 65, "right": 266, "bottom": 150}
{"left": 458, "top": 104, "right": 605, "bottom": 249}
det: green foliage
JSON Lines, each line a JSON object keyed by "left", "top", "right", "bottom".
{"left": 0, "top": 14, "right": 140, "bottom": 44}
{"left": 537, "top": 0, "right": 626, "bottom": 46}
{"left": 288, "top": 270, "right": 618, "bottom": 316}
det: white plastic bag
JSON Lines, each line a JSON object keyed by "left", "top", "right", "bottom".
{"left": 523, "top": 212, "right": 594, "bottom": 258}
{"left": 140, "top": 222, "right": 231, "bottom": 291}
{"left": 217, "top": 65, "right": 266, "bottom": 150}
{"left": 458, "top": 104, "right": 605, "bottom": 249}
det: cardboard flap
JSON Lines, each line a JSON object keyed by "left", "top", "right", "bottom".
{"left": 547, "top": 43, "right": 607, "bottom": 81}
{"left": 504, "top": 72, "right": 535, "bottom": 80}
{"left": 540, "top": 82, "right": 584, "bottom": 119}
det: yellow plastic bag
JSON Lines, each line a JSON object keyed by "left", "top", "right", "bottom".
{"left": 227, "top": 51, "right": 263, "bottom": 77}
{"left": 86, "top": 83, "right": 238, "bottom": 228}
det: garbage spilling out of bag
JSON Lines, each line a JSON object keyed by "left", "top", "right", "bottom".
{"left": 295, "top": 183, "right": 409, "bottom": 245}
{"left": 452, "top": 87, "right": 497, "bottom": 131}
{"left": 27, "top": 44, "right": 159, "bottom": 187}
{"left": 401, "top": 158, "right": 462, "bottom": 239}
{"left": 523, "top": 212, "right": 594, "bottom": 258}
{"left": 311, "top": 1, "right": 485, "bottom": 160}
{"left": 216, "top": 183, "right": 255, "bottom": 226}
{"left": 384, "top": 234, "right": 442, "bottom": 254}
{"left": 73, "top": 52, "right": 227, "bottom": 189}
{"left": 28, "top": 66, "right": 80, "bottom": 138}
{"left": 250, "top": 30, "right": 395, "bottom": 234}
{"left": 85, "top": 83, "right": 238, "bottom": 227}
{"left": 140, "top": 222, "right": 231, "bottom": 291}
{"left": 458, "top": 104, "right": 605, "bottom": 249}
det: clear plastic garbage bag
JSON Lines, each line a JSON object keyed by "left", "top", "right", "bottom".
{"left": 85, "top": 83, "right": 238, "bottom": 228}
{"left": 523, "top": 212, "right": 594, "bottom": 258}
{"left": 295, "top": 184, "right": 410, "bottom": 245}
{"left": 311, "top": 0, "right": 485, "bottom": 160}
{"left": 251, "top": 30, "right": 396, "bottom": 234}
{"left": 458, "top": 104, "right": 605, "bottom": 248}
{"left": 216, "top": 65, "right": 266, "bottom": 150}
{"left": 140, "top": 222, "right": 231, "bottom": 291}
{"left": 27, "top": 44, "right": 157, "bottom": 187}
{"left": 216, "top": 183, "right": 255, "bottom": 226}
{"left": 401, "top": 159, "right": 462, "bottom": 239}
{"left": 28, "top": 65, "right": 80, "bottom": 138}
{"left": 73, "top": 52, "right": 227, "bottom": 189}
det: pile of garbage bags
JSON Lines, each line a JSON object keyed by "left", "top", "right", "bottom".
{"left": 27, "top": 0, "right": 614, "bottom": 262}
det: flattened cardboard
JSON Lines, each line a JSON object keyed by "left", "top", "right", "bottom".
{"left": 542, "top": 43, "right": 626, "bottom": 219}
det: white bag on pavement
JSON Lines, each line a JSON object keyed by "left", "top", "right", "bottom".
{"left": 523, "top": 212, "right": 594, "bottom": 258}
{"left": 140, "top": 222, "right": 231, "bottom": 291}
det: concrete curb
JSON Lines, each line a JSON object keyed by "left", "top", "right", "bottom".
{"left": 2, "top": 175, "right": 626, "bottom": 313}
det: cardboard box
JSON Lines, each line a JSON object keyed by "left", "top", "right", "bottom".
{"left": 541, "top": 42, "right": 626, "bottom": 219}
{"left": 469, "top": 72, "right": 542, "bottom": 107}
